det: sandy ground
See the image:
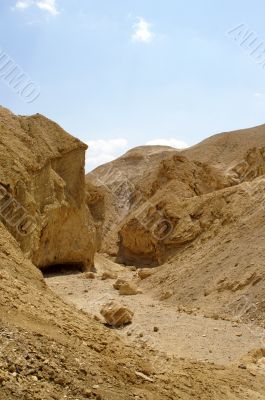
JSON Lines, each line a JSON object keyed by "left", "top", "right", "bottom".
{"left": 45, "top": 254, "right": 265, "bottom": 367}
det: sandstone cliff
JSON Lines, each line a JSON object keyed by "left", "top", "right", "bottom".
{"left": 0, "top": 106, "right": 96, "bottom": 270}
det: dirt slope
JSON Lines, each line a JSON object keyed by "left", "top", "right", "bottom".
{"left": 142, "top": 177, "right": 265, "bottom": 325}
{"left": 183, "top": 123, "right": 265, "bottom": 168}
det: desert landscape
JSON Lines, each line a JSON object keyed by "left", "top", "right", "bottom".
{"left": 1, "top": 105, "right": 265, "bottom": 399}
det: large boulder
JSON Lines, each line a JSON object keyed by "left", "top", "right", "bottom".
{"left": 0, "top": 107, "right": 96, "bottom": 270}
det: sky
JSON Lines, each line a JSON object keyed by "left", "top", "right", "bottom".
{"left": 1, "top": 1, "right": 265, "bottom": 170}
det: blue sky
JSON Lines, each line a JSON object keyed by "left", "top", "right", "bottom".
{"left": 1, "top": 1, "right": 265, "bottom": 169}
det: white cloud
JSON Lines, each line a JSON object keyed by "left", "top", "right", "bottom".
{"left": 132, "top": 17, "right": 154, "bottom": 43}
{"left": 86, "top": 138, "right": 128, "bottom": 170}
{"left": 254, "top": 92, "right": 265, "bottom": 98}
{"left": 146, "top": 138, "right": 189, "bottom": 149}
{"left": 15, "top": 0, "right": 32, "bottom": 8}
{"left": 36, "top": 0, "right": 59, "bottom": 15}
{"left": 14, "top": 0, "right": 59, "bottom": 15}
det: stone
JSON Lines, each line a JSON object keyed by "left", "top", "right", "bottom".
{"left": 100, "top": 301, "right": 134, "bottom": 327}
{"left": 101, "top": 271, "right": 118, "bottom": 280}
{"left": 138, "top": 268, "right": 154, "bottom": 280}
{"left": 84, "top": 272, "right": 96, "bottom": 279}
{"left": 135, "top": 371, "right": 154, "bottom": 383}
{"left": 113, "top": 278, "right": 127, "bottom": 290}
{"left": 258, "top": 357, "right": 265, "bottom": 366}
{"left": 159, "top": 290, "right": 173, "bottom": 300}
{"left": 119, "top": 281, "right": 139, "bottom": 296}
{"left": 83, "top": 389, "right": 93, "bottom": 398}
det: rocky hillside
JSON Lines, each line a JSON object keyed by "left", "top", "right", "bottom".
{"left": 2, "top": 107, "right": 264, "bottom": 399}
{"left": 86, "top": 146, "right": 232, "bottom": 257}
{"left": 142, "top": 177, "right": 265, "bottom": 324}
{"left": 183, "top": 124, "right": 265, "bottom": 172}
{"left": 87, "top": 124, "right": 265, "bottom": 325}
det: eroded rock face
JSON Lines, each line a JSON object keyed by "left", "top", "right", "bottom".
{"left": 0, "top": 107, "right": 96, "bottom": 270}
{"left": 117, "top": 179, "right": 261, "bottom": 266}
{"left": 87, "top": 150, "right": 231, "bottom": 260}
{"left": 105, "top": 131, "right": 265, "bottom": 267}
{"left": 87, "top": 124, "right": 265, "bottom": 267}
{"left": 118, "top": 162, "right": 265, "bottom": 269}
{"left": 227, "top": 147, "right": 265, "bottom": 184}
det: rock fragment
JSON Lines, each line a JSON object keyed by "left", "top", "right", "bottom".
{"left": 84, "top": 272, "right": 96, "bottom": 279}
{"left": 100, "top": 301, "right": 134, "bottom": 327}
{"left": 113, "top": 278, "right": 127, "bottom": 290}
{"left": 138, "top": 268, "right": 154, "bottom": 280}
{"left": 119, "top": 281, "right": 139, "bottom": 296}
{"left": 101, "top": 271, "right": 118, "bottom": 280}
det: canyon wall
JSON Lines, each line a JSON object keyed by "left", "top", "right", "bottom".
{"left": 0, "top": 106, "right": 96, "bottom": 270}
